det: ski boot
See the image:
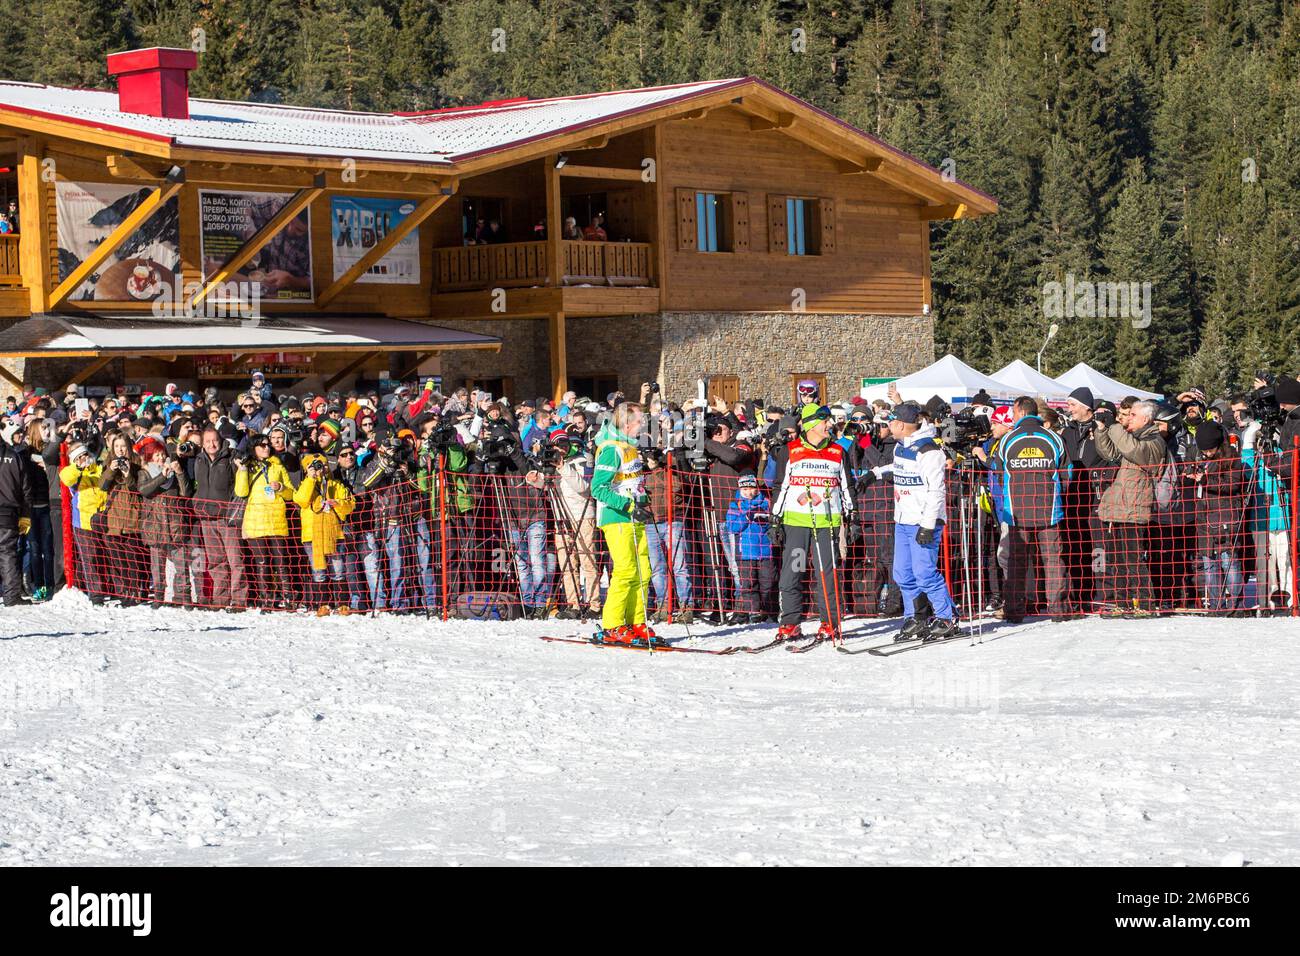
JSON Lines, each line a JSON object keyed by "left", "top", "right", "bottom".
{"left": 594, "top": 625, "right": 635, "bottom": 645}
{"left": 775, "top": 623, "right": 803, "bottom": 644}
{"left": 895, "top": 617, "right": 928, "bottom": 643}
{"left": 629, "top": 623, "right": 670, "bottom": 647}
{"left": 922, "top": 617, "right": 960, "bottom": 643}
{"left": 816, "top": 621, "right": 840, "bottom": 644}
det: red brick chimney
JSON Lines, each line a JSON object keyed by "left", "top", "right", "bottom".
{"left": 106, "top": 48, "right": 198, "bottom": 120}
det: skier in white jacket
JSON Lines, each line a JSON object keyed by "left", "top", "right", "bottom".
{"left": 864, "top": 402, "right": 958, "bottom": 642}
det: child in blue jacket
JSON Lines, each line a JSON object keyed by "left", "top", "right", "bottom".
{"left": 724, "top": 474, "right": 775, "bottom": 621}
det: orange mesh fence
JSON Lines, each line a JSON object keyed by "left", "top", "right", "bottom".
{"left": 59, "top": 446, "right": 1298, "bottom": 621}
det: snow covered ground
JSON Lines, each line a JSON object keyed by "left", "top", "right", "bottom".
{"left": 1, "top": 591, "right": 1297, "bottom": 866}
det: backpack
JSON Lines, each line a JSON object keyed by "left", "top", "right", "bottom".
{"left": 1154, "top": 448, "right": 1180, "bottom": 512}
{"left": 455, "top": 591, "right": 524, "bottom": 621}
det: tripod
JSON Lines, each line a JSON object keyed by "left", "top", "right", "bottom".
{"left": 688, "top": 470, "right": 729, "bottom": 622}
{"left": 544, "top": 475, "right": 596, "bottom": 621}
{"left": 484, "top": 470, "right": 530, "bottom": 615}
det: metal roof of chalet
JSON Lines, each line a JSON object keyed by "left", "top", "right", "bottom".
{"left": 0, "top": 77, "right": 741, "bottom": 164}
{"left": 0, "top": 73, "right": 997, "bottom": 210}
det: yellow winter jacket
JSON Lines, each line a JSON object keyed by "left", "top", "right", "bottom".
{"left": 293, "top": 456, "right": 355, "bottom": 569}
{"left": 59, "top": 462, "right": 107, "bottom": 530}
{"left": 234, "top": 456, "right": 295, "bottom": 539}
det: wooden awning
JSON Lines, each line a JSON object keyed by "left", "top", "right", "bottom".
{"left": 0, "top": 312, "right": 501, "bottom": 358}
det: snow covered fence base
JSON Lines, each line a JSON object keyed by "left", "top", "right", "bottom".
{"left": 2, "top": 592, "right": 1299, "bottom": 867}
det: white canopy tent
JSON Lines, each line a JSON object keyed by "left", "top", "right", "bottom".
{"left": 1054, "top": 362, "right": 1162, "bottom": 403}
{"left": 860, "top": 354, "right": 1016, "bottom": 406}
{"left": 991, "top": 359, "right": 1073, "bottom": 404}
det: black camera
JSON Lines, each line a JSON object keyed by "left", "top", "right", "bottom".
{"left": 649, "top": 382, "right": 661, "bottom": 394}
{"left": 526, "top": 443, "right": 565, "bottom": 477}
{"left": 308, "top": 458, "right": 327, "bottom": 475}
{"left": 176, "top": 440, "right": 199, "bottom": 457}
{"left": 938, "top": 408, "right": 991, "bottom": 454}
{"left": 423, "top": 421, "right": 461, "bottom": 456}
{"left": 479, "top": 429, "right": 520, "bottom": 475}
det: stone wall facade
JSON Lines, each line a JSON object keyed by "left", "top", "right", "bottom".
{"left": 436, "top": 311, "right": 934, "bottom": 406}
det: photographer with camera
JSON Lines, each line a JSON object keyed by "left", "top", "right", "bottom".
{"left": 1234, "top": 395, "right": 1295, "bottom": 611}
{"left": 293, "top": 452, "right": 355, "bottom": 615}
{"left": 696, "top": 399, "right": 756, "bottom": 624}
{"left": 847, "top": 413, "right": 903, "bottom": 617}
{"left": 96, "top": 432, "right": 147, "bottom": 605}
{"left": 414, "top": 412, "right": 474, "bottom": 614}
{"left": 0, "top": 419, "right": 33, "bottom": 607}
{"left": 770, "top": 403, "right": 854, "bottom": 643}
{"left": 232, "top": 392, "right": 268, "bottom": 453}
{"left": 1060, "top": 387, "right": 1107, "bottom": 613}
{"left": 234, "top": 433, "right": 296, "bottom": 611}
{"left": 551, "top": 428, "right": 602, "bottom": 620}
{"left": 59, "top": 440, "right": 109, "bottom": 603}
{"left": 1093, "top": 399, "right": 1166, "bottom": 617}
{"left": 136, "top": 434, "right": 193, "bottom": 608}
{"left": 1275, "top": 376, "right": 1300, "bottom": 482}
{"left": 640, "top": 446, "right": 690, "bottom": 623}
{"left": 358, "top": 433, "right": 419, "bottom": 612}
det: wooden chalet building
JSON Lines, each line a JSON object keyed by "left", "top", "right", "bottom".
{"left": 0, "top": 48, "right": 996, "bottom": 403}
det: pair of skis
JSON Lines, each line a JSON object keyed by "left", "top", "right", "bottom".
{"left": 538, "top": 635, "right": 740, "bottom": 656}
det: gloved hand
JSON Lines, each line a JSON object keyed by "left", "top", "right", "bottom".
{"left": 768, "top": 521, "right": 785, "bottom": 548}
{"left": 915, "top": 526, "right": 935, "bottom": 546}
{"left": 630, "top": 504, "right": 654, "bottom": 524}
{"left": 855, "top": 471, "right": 876, "bottom": 495}
{"left": 847, "top": 521, "right": 861, "bottom": 545}
{"left": 424, "top": 378, "right": 435, "bottom": 392}
{"left": 18, "top": 517, "right": 31, "bottom": 536}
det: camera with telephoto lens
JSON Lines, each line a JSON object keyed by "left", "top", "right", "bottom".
{"left": 175, "top": 440, "right": 199, "bottom": 458}
{"left": 937, "top": 407, "right": 991, "bottom": 455}
{"left": 423, "top": 420, "right": 461, "bottom": 455}
{"left": 681, "top": 417, "right": 711, "bottom": 472}
{"left": 526, "top": 442, "right": 566, "bottom": 477}
{"left": 1245, "top": 385, "right": 1283, "bottom": 452}
{"left": 308, "top": 458, "right": 327, "bottom": 476}
{"left": 477, "top": 420, "right": 520, "bottom": 475}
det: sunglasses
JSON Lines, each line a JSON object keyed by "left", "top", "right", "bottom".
{"left": 338, "top": 450, "right": 356, "bottom": 457}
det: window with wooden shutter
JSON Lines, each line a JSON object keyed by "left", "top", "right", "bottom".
{"left": 728, "top": 192, "right": 750, "bottom": 252}
{"left": 675, "top": 187, "right": 697, "bottom": 251}
{"left": 817, "top": 198, "right": 836, "bottom": 254}
{"left": 767, "top": 194, "right": 788, "bottom": 254}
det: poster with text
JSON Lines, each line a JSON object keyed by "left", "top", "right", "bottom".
{"left": 330, "top": 196, "right": 421, "bottom": 284}
{"left": 55, "top": 180, "right": 180, "bottom": 302}
{"left": 199, "top": 189, "right": 313, "bottom": 301}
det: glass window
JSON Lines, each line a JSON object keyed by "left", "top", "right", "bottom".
{"left": 695, "top": 192, "right": 729, "bottom": 252}
{"left": 786, "top": 197, "right": 813, "bottom": 255}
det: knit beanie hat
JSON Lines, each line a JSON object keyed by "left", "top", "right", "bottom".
{"left": 1195, "top": 420, "right": 1226, "bottom": 451}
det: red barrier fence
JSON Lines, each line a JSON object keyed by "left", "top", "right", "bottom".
{"left": 58, "top": 444, "right": 1298, "bottom": 622}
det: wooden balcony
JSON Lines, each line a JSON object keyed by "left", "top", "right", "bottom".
{"left": 434, "top": 239, "right": 654, "bottom": 292}
{"left": 0, "top": 234, "right": 20, "bottom": 288}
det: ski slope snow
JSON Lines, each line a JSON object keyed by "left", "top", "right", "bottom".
{"left": 1, "top": 591, "right": 1296, "bottom": 865}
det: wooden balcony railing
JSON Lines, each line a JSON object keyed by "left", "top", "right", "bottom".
{"left": 433, "top": 239, "right": 653, "bottom": 291}
{"left": 0, "top": 234, "right": 21, "bottom": 287}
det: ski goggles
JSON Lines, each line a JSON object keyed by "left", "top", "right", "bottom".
{"left": 800, "top": 405, "right": 832, "bottom": 428}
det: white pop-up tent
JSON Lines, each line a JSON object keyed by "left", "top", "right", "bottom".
{"left": 991, "top": 359, "right": 1073, "bottom": 404}
{"left": 860, "top": 354, "right": 1016, "bottom": 406}
{"left": 1054, "top": 362, "right": 1162, "bottom": 403}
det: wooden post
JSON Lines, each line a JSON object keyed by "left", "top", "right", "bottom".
{"left": 545, "top": 155, "right": 562, "bottom": 287}
{"left": 59, "top": 355, "right": 113, "bottom": 393}
{"left": 548, "top": 310, "right": 567, "bottom": 403}
{"left": 17, "top": 139, "right": 52, "bottom": 314}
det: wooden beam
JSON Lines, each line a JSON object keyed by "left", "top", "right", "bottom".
{"left": 317, "top": 192, "right": 450, "bottom": 307}
{"left": 394, "top": 351, "right": 437, "bottom": 381}
{"left": 572, "top": 134, "right": 609, "bottom": 150}
{"left": 189, "top": 177, "right": 324, "bottom": 309}
{"left": 323, "top": 350, "right": 381, "bottom": 390}
{"left": 545, "top": 156, "right": 562, "bottom": 288}
{"left": 17, "top": 139, "right": 53, "bottom": 313}
{"left": 548, "top": 311, "right": 567, "bottom": 403}
{"left": 60, "top": 356, "right": 114, "bottom": 392}
{"left": 556, "top": 164, "right": 646, "bottom": 182}
{"left": 48, "top": 172, "right": 185, "bottom": 309}
{"left": 748, "top": 112, "right": 795, "bottom": 131}
{"left": 106, "top": 154, "right": 168, "bottom": 181}
{"left": 918, "top": 203, "right": 968, "bottom": 220}
{"left": 0, "top": 362, "right": 23, "bottom": 390}
{"left": 835, "top": 157, "right": 884, "bottom": 174}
